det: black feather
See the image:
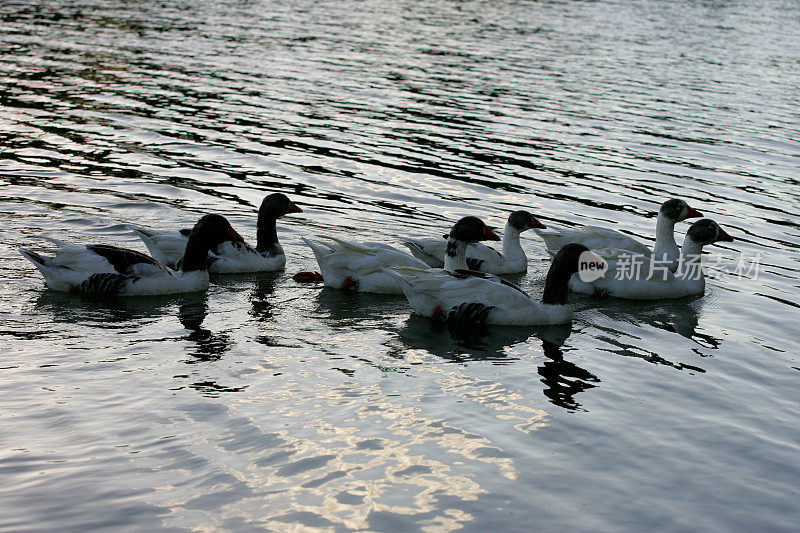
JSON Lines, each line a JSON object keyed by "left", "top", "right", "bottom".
{"left": 86, "top": 245, "right": 158, "bottom": 274}
{"left": 77, "top": 273, "right": 132, "bottom": 296}
{"left": 466, "top": 257, "right": 485, "bottom": 271}
{"left": 448, "top": 302, "right": 495, "bottom": 324}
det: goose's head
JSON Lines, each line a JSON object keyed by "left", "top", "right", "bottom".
{"left": 660, "top": 199, "right": 702, "bottom": 222}
{"left": 551, "top": 243, "right": 590, "bottom": 278}
{"left": 180, "top": 214, "right": 244, "bottom": 271}
{"left": 508, "top": 210, "right": 546, "bottom": 232}
{"left": 259, "top": 193, "right": 302, "bottom": 223}
{"left": 190, "top": 214, "right": 244, "bottom": 246}
{"left": 449, "top": 216, "right": 500, "bottom": 243}
{"left": 686, "top": 219, "right": 733, "bottom": 246}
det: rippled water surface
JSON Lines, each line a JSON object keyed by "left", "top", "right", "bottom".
{"left": 2, "top": 0, "right": 799, "bottom": 530}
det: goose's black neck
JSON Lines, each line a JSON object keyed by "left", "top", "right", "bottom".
{"left": 541, "top": 243, "right": 587, "bottom": 305}
{"left": 256, "top": 214, "right": 279, "bottom": 254}
{"left": 541, "top": 269, "right": 570, "bottom": 305}
{"left": 180, "top": 239, "right": 211, "bottom": 272}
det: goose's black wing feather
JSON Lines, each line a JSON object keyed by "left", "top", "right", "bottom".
{"left": 86, "top": 245, "right": 159, "bottom": 274}
{"left": 77, "top": 272, "right": 135, "bottom": 296}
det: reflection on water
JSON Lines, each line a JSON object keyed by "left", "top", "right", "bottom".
{"left": 539, "top": 340, "right": 599, "bottom": 412}
{"left": 596, "top": 296, "right": 719, "bottom": 350}
{"left": 177, "top": 291, "right": 233, "bottom": 364}
{"left": 397, "top": 317, "right": 600, "bottom": 411}
{"left": 34, "top": 290, "right": 175, "bottom": 328}
{"left": 586, "top": 296, "right": 716, "bottom": 371}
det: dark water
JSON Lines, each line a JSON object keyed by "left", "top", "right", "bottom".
{"left": 1, "top": 0, "right": 799, "bottom": 530}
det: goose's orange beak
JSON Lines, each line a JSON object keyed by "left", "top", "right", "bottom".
{"left": 716, "top": 227, "right": 734, "bottom": 242}
{"left": 288, "top": 202, "right": 302, "bottom": 214}
{"left": 484, "top": 226, "right": 501, "bottom": 241}
{"left": 531, "top": 215, "right": 546, "bottom": 229}
{"left": 686, "top": 206, "right": 703, "bottom": 219}
{"left": 228, "top": 225, "right": 244, "bottom": 242}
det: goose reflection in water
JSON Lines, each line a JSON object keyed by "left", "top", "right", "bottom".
{"left": 600, "top": 295, "right": 719, "bottom": 349}
{"left": 249, "top": 273, "right": 280, "bottom": 321}
{"left": 247, "top": 272, "right": 309, "bottom": 349}
{"left": 311, "top": 286, "right": 410, "bottom": 331}
{"left": 582, "top": 295, "right": 719, "bottom": 372}
{"left": 396, "top": 316, "right": 600, "bottom": 411}
{"left": 176, "top": 292, "right": 244, "bottom": 397}
{"left": 34, "top": 290, "right": 175, "bottom": 328}
{"left": 539, "top": 338, "right": 599, "bottom": 412}
{"left": 177, "top": 292, "right": 232, "bottom": 363}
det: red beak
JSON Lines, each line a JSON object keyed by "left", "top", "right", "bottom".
{"left": 484, "top": 226, "right": 501, "bottom": 241}
{"left": 686, "top": 206, "right": 703, "bottom": 219}
{"left": 716, "top": 227, "right": 734, "bottom": 242}
{"left": 227, "top": 225, "right": 244, "bottom": 242}
{"left": 531, "top": 215, "right": 546, "bottom": 230}
{"left": 287, "top": 201, "right": 302, "bottom": 214}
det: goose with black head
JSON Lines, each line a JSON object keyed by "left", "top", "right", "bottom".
{"left": 19, "top": 214, "right": 243, "bottom": 296}
{"left": 130, "top": 193, "right": 302, "bottom": 273}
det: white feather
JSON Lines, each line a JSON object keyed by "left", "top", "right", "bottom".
{"left": 303, "top": 237, "right": 430, "bottom": 294}
{"left": 384, "top": 267, "right": 573, "bottom": 326}
{"left": 129, "top": 225, "right": 286, "bottom": 273}
{"left": 402, "top": 221, "right": 527, "bottom": 274}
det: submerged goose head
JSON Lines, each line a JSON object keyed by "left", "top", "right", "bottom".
{"left": 660, "top": 199, "right": 703, "bottom": 223}
{"left": 542, "top": 243, "right": 590, "bottom": 305}
{"left": 685, "top": 219, "right": 734, "bottom": 246}
{"left": 449, "top": 216, "right": 500, "bottom": 243}
{"left": 508, "top": 210, "right": 546, "bottom": 232}
{"left": 182, "top": 214, "right": 243, "bottom": 271}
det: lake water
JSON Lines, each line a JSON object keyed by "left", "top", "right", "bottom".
{"left": 1, "top": 0, "right": 799, "bottom": 530}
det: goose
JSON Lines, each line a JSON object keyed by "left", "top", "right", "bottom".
{"left": 383, "top": 243, "right": 588, "bottom": 326}
{"left": 403, "top": 210, "right": 545, "bottom": 274}
{"left": 570, "top": 219, "right": 734, "bottom": 299}
{"left": 295, "top": 216, "right": 500, "bottom": 293}
{"left": 18, "top": 214, "right": 243, "bottom": 296}
{"left": 130, "top": 193, "right": 302, "bottom": 273}
{"left": 534, "top": 199, "right": 702, "bottom": 272}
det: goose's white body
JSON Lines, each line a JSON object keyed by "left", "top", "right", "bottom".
{"left": 209, "top": 241, "right": 286, "bottom": 273}
{"left": 128, "top": 228, "right": 188, "bottom": 265}
{"left": 130, "top": 227, "right": 285, "bottom": 273}
{"left": 535, "top": 226, "right": 652, "bottom": 258}
{"left": 302, "top": 237, "right": 430, "bottom": 294}
{"left": 570, "top": 241, "right": 708, "bottom": 300}
{"left": 535, "top": 211, "right": 687, "bottom": 273}
{"left": 384, "top": 267, "right": 573, "bottom": 326}
{"left": 19, "top": 238, "right": 209, "bottom": 296}
{"left": 404, "top": 222, "right": 528, "bottom": 274}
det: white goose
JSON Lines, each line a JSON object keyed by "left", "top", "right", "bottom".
{"left": 296, "top": 216, "right": 501, "bottom": 294}
{"left": 19, "top": 214, "right": 243, "bottom": 296}
{"left": 383, "top": 243, "right": 589, "bottom": 326}
{"left": 403, "top": 210, "right": 545, "bottom": 274}
{"left": 535, "top": 199, "right": 702, "bottom": 273}
{"left": 131, "top": 193, "right": 302, "bottom": 273}
{"left": 570, "top": 219, "right": 734, "bottom": 299}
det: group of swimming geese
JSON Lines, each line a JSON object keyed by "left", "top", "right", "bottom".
{"left": 19, "top": 193, "right": 734, "bottom": 326}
